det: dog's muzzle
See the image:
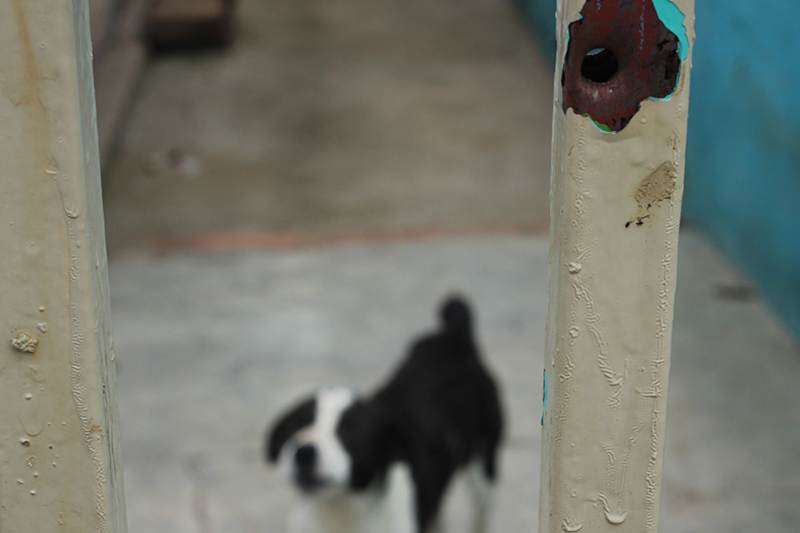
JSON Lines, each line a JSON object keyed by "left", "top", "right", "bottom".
{"left": 293, "top": 444, "right": 327, "bottom": 492}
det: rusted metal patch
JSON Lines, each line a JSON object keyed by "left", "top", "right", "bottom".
{"left": 562, "top": 0, "right": 682, "bottom": 132}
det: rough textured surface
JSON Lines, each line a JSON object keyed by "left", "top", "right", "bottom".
{"left": 539, "top": 0, "right": 693, "bottom": 528}
{"left": 1, "top": 1, "right": 126, "bottom": 531}
{"left": 562, "top": 0, "right": 682, "bottom": 131}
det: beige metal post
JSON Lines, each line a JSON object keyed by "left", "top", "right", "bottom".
{"left": 540, "top": 1, "right": 694, "bottom": 532}
{"left": 0, "top": 1, "right": 127, "bottom": 531}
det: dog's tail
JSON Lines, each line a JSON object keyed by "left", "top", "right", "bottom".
{"left": 440, "top": 295, "right": 473, "bottom": 337}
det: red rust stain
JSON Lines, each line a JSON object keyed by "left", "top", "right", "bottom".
{"left": 562, "top": 0, "right": 681, "bottom": 132}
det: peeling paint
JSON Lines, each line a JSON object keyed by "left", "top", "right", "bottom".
{"left": 634, "top": 162, "right": 678, "bottom": 209}
{"left": 562, "top": 0, "right": 684, "bottom": 131}
{"left": 11, "top": 332, "right": 39, "bottom": 353}
{"left": 652, "top": 0, "right": 689, "bottom": 62}
{"left": 628, "top": 162, "right": 678, "bottom": 227}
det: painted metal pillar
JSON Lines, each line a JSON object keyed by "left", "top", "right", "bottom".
{"left": 540, "top": 1, "right": 694, "bottom": 532}
{"left": 0, "top": 1, "right": 127, "bottom": 531}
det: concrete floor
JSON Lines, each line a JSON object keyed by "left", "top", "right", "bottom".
{"left": 101, "top": 0, "right": 552, "bottom": 256}
{"left": 102, "top": 0, "right": 800, "bottom": 531}
{"left": 109, "top": 234, "right": 800, "bottom": 533}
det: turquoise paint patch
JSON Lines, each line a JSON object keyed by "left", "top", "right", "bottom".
{"left": 652, "top": 0, "right": 689, "bottom": 62}
{"left": 648, "top": 0, "right": 688, "bottom": 103}
{"left": 648, "top": 0, "right": 689, "bottom": 102}
{"left": 541, "top": 369, "right": 548, "bottom": 426}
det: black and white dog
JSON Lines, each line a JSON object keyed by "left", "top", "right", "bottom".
{"left": 266, "top": 296, "right": 503, "bottom": 533}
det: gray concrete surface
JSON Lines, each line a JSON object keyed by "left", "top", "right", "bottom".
{"left": 110, "top": 233, "right": 800, "bottom": 533}
{"left": 100, "top": 0, "right": 800, "bottom": 530}
{"left": 112, "top": 237, "right": 544, "bottom": 533}
{"left": 101, "top": 0, "right": 552, "bottom": 256}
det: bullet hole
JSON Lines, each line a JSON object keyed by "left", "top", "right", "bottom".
{"left": 581, "top": 48, "right": 619, "bottom": 84}
{"left": 562, "top": 0, "right": 683, "bottom": 132}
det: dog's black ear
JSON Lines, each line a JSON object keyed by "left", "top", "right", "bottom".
{"left": 266, "top": 397, "right": 316, "bottom": 463}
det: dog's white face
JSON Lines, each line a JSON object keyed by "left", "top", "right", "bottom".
{"left": 268, "top": 387, "right": 401, "bottom": 497}
{"left": 270, "top": 387, "right": 356, "bottom": 495}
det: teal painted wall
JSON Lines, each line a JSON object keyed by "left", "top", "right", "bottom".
{"left": 516, "top": 0, "right": 557, "bottom": 59}
{"left": 516, "top": 0, "right": 800, "bottom": 341}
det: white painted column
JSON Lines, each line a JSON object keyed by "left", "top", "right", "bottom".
{"left": 540, "top": 1, "right": 694, "bottom": 532}
{"left": 0, "top": 1, "right": 127, "bottom": 531}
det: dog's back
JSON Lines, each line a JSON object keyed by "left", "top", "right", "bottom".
{"left": 373, "top": 296, "right": 503, "bottom": 532}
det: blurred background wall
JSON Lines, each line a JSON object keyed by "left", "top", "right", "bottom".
{"left": 516, "top": 0, "right": 800, "bottom": 341}
{"left": 89, "top": 0, "right": 118, "bottom": 51}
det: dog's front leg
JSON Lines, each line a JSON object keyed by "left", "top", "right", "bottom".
{"left": 467, "top": 459, "right": 495, "bottom": 533}
{"left": 427, "top": 516, "right": 445, "bottom": 533}
{"left": 412, "top": 458, "right": 453, "bottom": 533}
